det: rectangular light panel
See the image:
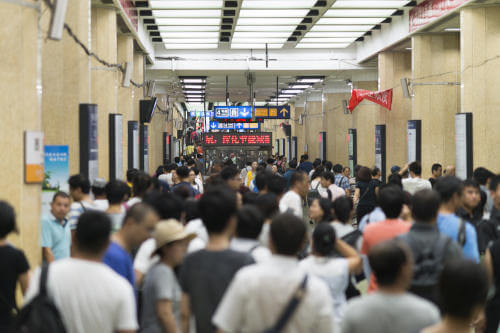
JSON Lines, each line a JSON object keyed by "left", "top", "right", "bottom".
{"left": 332, "top": 1, "right": 410, "bottom": 8}
{"left": 296, "top": 43, "right": 351, "bottom": 48}
{"left": 242, "top": 0, "right": 316, "bottom": 8}
{"left": 230, "top": 43, "right": 283, "bottom": 49}
{"left": 310, "top": 25, "right": 375, "bottom": 32}
{"left": 231, "top": 38, "right": 287, "bottom": 43}
{"left": 158, "top": 26, "right": 220, "bottom": 32}
{"left": 160, "top": 32, "right": 219, "bottom": 38}
{"left": 301, "top": 37, "right": 357, "bottom": 43}
{"left": 165, "top": 44, "right": 218, "bottom": 49}
{"left": 156, "top": 18, "right": 221, "bottom": 25}
{"left": 237, "top": 18, "right": 303, "bottom": 25}
{"left": 288, "top": 85, "right": 312, "bottom": 89}
{"left": 239, "top": 9, "right": 308, "bottom": 17}
{"left": 235, "top": 25, "right": 297, "bottom": 31}
{"left": 233, "top": 32, "right": 292, "bottom": 38}
{"left": 316, "top": 18, "right": 385, "bottom": 25}
{"left": 152, "top": 9, "right": 221, "bottom": 18}
{"left": 150, "top": 1, "right": 223, "bottom": 9}
{"left": 306, "top": 31, "right": 366, "bottom": 37}
{"left": 324, "top": 9, "right": 396, "bottom": 17}
{"left": 163, "top": 38, "right": 219, "bottom": 44}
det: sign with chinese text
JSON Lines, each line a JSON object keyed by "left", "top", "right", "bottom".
{"left": 348, "top": 89, "right": 393, "bottom": 112}
{"left": 410, "top": 0, "right": 471, "bottom": 32}
{"left": 214, "top": 106, "right": 252, "bottom": 119}
{"left": 255, "top": 105, "right": 290, "bottom": 119}
{"left": 203, "top": 132, "right": 272, "bottom": 147}
{"left": 209, "top": 121, "right": 260, "bottom": 130}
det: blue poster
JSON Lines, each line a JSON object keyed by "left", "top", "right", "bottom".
{"left": 42, "top": 145, "right": 69, "bottom": 216}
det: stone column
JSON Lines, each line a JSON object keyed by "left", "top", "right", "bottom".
{"left": 461, "top": 6, "right": 500, "bottom": 169}
{"left": 412, "top": 33, "right": 460, "bottom": 176}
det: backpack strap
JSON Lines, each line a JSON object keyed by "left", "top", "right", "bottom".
{"left": 39, "top": 265, "right": 49, "bottom": 296}
{"left": 458, "top": 218, "right": 467, "bottom": 247}
{"left": 266, "top": 275, "right": 308, "bottom": 333}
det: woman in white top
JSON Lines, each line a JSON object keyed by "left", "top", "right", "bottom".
{"left": 299, "top": 223, "right": 362, "bottom": 325}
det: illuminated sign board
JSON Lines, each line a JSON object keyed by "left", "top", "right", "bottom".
{"left": 203, "top": 132, "right": 272, "bottom": 147}
{"left": 189, "top": 111, "right": 213, "bottom": 118}
{"left": 214, "top": 106, "right": 252, "bottom": 119}
{"left": 255, "top": 105, "right": 290, "bottom": 119}
{"left": 209, "top": 121, "right": 260, "bottom": 130}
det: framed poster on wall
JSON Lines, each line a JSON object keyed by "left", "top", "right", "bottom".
{"left": 286, "top": 137, "right": 291, "bottom": 161}
{"left": 25, "top": 131, "right": 44, "bottom": 184}
{"left": 348, "top": 129, "right": 357, "bottom": 178}
{"left": 455, "top": 113, "right": 473, "bottom": 180}
{"left": 375, "top": 124, "right": 386, "bottom": 182}
{"left": 319, "top": 132, "right": 327, "bottom": 161}
{"left": 407, "top": 120, "right": 422, "bottom": 163}
{"left": 79, "top": 104, "right": 98, "bottom": 183}
{"left": 280, "top": 139, "right": 285, "bottom": 159}
{"left": 291, "top": 136, "right": 298, "bottom": 161}
{"left": 140, "top": 124, "right": 149, "bottom": 172}
{"left": 163, "top": 132, "right": 172, "bottom": 165}
{"left": 109, "top": 114, "right": 123, "bottom": 181}
{"left": 128, "top": 121, "right": 139, "bottom": 170}
{"left": 275, "top": 139, "right": 280, "bottom": 156}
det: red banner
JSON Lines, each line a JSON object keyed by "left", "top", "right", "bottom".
{"left": 409, "top": 0, "right": 472, "bottom": 32}
{"left": 348, "top": 89, "right": 393, "bottom": 112}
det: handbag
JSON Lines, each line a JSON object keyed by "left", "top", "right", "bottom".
{"left": 264, "top": 275, "right": 308, "bottom": 333}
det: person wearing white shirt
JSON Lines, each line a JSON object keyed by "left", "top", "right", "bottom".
{"left": 279, "top": 171, "right": 309, "bottom": 219}
{"left": 401, "top": 162, "right": 432, "bottom": 195}
{"left": 229, "top": 205, "right": 272, "bottom": 263}
{"left": 213, "top": 213, "right": 334, "bottom": 333}
{"left": 299, "top": 223, "right": 362, "bottom": 326}
{"left": 320, "top": 171, "right": 346, "bottom": 202}
{"left": 24, "top": 211, "right": 138, "bottom": 333}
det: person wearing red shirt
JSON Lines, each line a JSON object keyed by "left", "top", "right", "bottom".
{"left": 361, "top": 185, "right": 411, "bottom": 292}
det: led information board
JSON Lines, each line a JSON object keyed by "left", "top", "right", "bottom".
{"left": 203, "top": 132, "right": 272, "bottom": 147}
{"left": 214, "top": 106, "right": 252, "bottom": 119}
{"left": 209, "top": 121, "right": 260, "bottom": 130}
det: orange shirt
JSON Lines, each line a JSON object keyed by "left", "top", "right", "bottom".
{"left": 361, "top": 219, "right": 412, "bottom": 293}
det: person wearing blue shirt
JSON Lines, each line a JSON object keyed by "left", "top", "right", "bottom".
{"left": 41, "top": 192, "right": 71, "bottom": 263}
{"left": 435, "top": 176, "right": 480, "bottom": 262}
{"left": 103, "top": 203, "right": 159, "bottom": 287}
{"left": 298, "top": 154, "right": 313, "bottom": 174}
{"left": 283, "top": 159, "right": 298, "bottom": 191}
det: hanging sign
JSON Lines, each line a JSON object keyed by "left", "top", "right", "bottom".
{"left": 214, "top": 106, "right": 252, "bottom": 119}
{"left": 348, "top": 89, "right": 393, "bottom": 112}
{"left": 410, "top": 0, "right": 472, "bottom": 32}
{"left": 255, "top": 105, "right": 290, "bottom": 119}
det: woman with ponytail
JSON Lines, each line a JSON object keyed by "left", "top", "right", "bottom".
{"left": 299, "top": 223, "right": 362, "bottom": 326}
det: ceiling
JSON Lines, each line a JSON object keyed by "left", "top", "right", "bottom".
{"left": 135, "top": 0, "right": 415, "bottom": 50}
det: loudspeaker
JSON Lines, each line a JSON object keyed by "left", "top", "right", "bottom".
{"left": 122, "top": 62, "right": 132, "bottom": 87}
{"left": 49, "top": 0, "right": 68, "bottom": 40}
{"left": 401, "top": 78, "right": 411, "bottom": 99}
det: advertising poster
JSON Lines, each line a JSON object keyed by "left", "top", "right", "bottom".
{"left": 375, "top": 125, "right": 386, "bottom": 182}
{"left": 407, "top": 120, "right": 422, "bottom": 163}
{"left": 42, "top": 145, "right": 69, "bottom": 217}
{"left": 348, "top": 129, "right": 357, "bottom": 178}
{"left": 455, "top": 113, "right": 473, "bottom": 179}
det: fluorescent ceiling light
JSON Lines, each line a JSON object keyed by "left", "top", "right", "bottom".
{"left": 296, "top": 43, "right": 351, "bottom": 48}
{"left": 306, "top": 31, "right": 365, "bottom": 37}
{"left": 278, "top": 94, "right": 296, "bottom": 97}
{"left": 324, "top": 9, "right": 395, "bottom": 17}
{"left": 310, "top": 25, "right": 374, "bottom": 32}
{"left": 301, "top": 37, "right": 357, "bottom": 43}
{"left": 163, "top": 38, "right": 219, "bottom": 43}
{"left": 231, "top": 38, "right": 287, "bottom": 44}
{"left": 237, "top": 18, "right": 302, "bottom": 25}
{"left": 288, "top": 84, "right": 312, "bottom": 88}
{"left": 242, "top": 0, "right": 315, "bottom": 8}
{"left": 231, "top": 44, "right": 283, "bottom": 49}
{"left": 297, "top": 78, "right": 324, "bottom": 83}
{"left": 235, "top": 25, "right": 296, "bottom": 31}
{"left": 332, "top": 1, "right": 410, "bottom": 8}
{"left": 181, "top": 79, "right": 206, "bottom": 83}
{"left": 233, "top": 32, "right": 291, "bottom": 38}
{"left": 182, "top": 90, "right": 205, "bottom": 94}
{"left": 160, "top": 32, "right": 219, "bottom": 38}
{"left": 152, "top": 10, "right": 221, "bottom": 18}
{"left": 158, "top": 26, "right": 220, "bottom": 32}
{"left": 239, "top": 9, "right": 308, "bottom": 17}
{"left": 183, "top": 85, "right": 206, "bottom": 89}
{"left": 316, "top": 18, "right": 385, "bottom": 25}
{"left": 444, "top": 28, "right": 460, "bottom": 32}
{"left": 184, "top": 95, "right": 205, "bottom": 98}
{"left": 164, "top": 44, "right": 218, "bottom": 49}
{"left": 156, "top": 18, "right": 221, "bottom": 25}
{"left": 150, "top": 0, "right": 223, "bottom": 9}
{"left": 282, "top": 90, "right": 304, "bottom": 94}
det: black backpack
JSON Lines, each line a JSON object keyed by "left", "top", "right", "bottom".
{"left": 307, "top": 182, "right": 322, "bottom": 207}
{"left": 398, "top": 232, "right": 451, "bottom": 304}
{"left": 10, "top": 265, "right": 66, "bottom": 333}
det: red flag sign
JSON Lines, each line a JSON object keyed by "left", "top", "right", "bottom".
{"left": 347, "top": 88, "right": 393, "bottom": 112}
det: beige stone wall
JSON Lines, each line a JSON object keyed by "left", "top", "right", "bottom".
{"left": 0, "top": 2, "right": 42, "bottom": 267}
{"left": 324, "top": 92, "right": 353, "bottom": 165}
{"left": 378, "top": 52, "right": 412, "bottom": 170}
{"left": 461, "top": 6, "right": 500, "bottom": 172}
{"left": 412, "top": 34, "right": 461, "bottom": 178}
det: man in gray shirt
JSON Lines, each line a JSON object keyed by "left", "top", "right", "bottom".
{"left": 342, "top": 240, "right": 440, "bottom": 333}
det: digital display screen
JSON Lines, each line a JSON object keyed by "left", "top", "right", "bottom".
{"left": 203, "top": 132, "right": 272, "bottom": 146}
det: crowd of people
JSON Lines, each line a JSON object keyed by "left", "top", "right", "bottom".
{"left": 1, "top": 152, "right": 500, "bottom": 333}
